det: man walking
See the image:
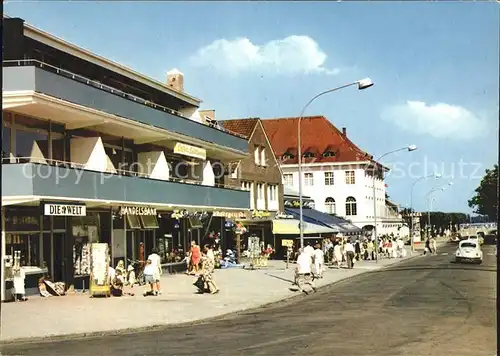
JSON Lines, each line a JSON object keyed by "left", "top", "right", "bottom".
{"left": 344, "top": 240, "right": 356, "bottom": 269}
{"left": 295, "top": 248, "right": 315, "bottom": 294}
{"left": 147, "top": 248, "right": 162, "bottom": 294}
{"left": 313, "top": 244, "right": 325, "bottom": 278}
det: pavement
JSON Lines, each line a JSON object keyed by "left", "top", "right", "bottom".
{"left": 2, "top": 243, "right": 495, "bottom": 356}
{"left": 0, "top": 245, "right": 422, "bottom": 344}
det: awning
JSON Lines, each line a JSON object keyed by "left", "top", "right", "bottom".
{"left": 272, "top": 219, "right": 338, "bottom": 235}
{"left": 285, "top": 208, "right": 362, "bottom": 235}
{"left": 1, "top": 197, "right": 40, "bottom": 207}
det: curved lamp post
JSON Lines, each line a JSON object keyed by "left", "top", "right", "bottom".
{"left": 297, "top": 78, "right": 374, "bottom": 249}
{"left": 409, "top": 173, "right": 441, "bottom": 252}
{"left": 425, "top": 182, "right": 453, "bottom": 237}
{"left": 372, "top": 145, "right": 418, "bottom": 261}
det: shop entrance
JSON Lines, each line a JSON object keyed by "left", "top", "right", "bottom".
{"left": 52, "top": 232, "right": 66, "bottom": 282}
{"left": 125, "top": 229, "right": 155, "bottom": 262}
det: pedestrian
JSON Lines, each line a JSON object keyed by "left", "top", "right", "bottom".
{"left": 333, "top": 241, "right": 343, "bottom": 268}
{"left": 431, "top": 236, "right": 437, "bottom": 255}
{"left": 295, "top": 248, "right": 316, "bottom": 294}
{"left": 344, "top": 240, "right": 356, "bottom": 269}
{"left": 313, "top": 244, "right": 325, "bottom": 278}
{"left": 143, "top": 259, "right": 158, "bottom": 296}
{"left": 424, "top": 238, "right": 431, "bottom": 255}
{"left": 354, "top": 239, "right": 361, "bottom": 261}
{"left": 200, "top": 247, "right": 219, "bottom": 294}
{"left": 147, "top": 248, "right": 162, "bottom": 294}
{"left": 189, "top": 240, "right": 201, "bottom": 275}
{"left": 304, "top": 242, "right": 314, "bottom": 260}
{"left": 367, "top": 239, "right": 375, "bottom": 260}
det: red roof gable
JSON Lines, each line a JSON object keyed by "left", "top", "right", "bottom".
{"left": 219, "top": 118, "right": 259, "bottom": 139}
{"left": 261, "top": 116, "right": 373, "bottom": 164}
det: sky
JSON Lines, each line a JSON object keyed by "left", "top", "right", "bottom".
{"left": 5, "top": 1, "right": 499, "bottom": 214}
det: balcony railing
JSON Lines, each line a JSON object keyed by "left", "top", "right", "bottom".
{"left": 1, "top": 156, "right": 244, "bottom": 191}
{"left": 2, "top": 59, "right": 247, "bottom": 140}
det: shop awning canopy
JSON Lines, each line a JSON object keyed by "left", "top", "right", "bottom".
{"left": 1, "top": 197, "right": 40, "bottom": 207}
{"left": 272, "top": 219, "right": 339, "bottom": 235}
{"left": 284, "top": 208, "right": 362, "bottom": 235}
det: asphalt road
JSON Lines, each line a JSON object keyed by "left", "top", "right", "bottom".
{"left": 1, "top": 244, "right": 497, "bottom": 356}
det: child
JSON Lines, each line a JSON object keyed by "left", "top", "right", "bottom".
{"left": 143, "top": 259, "right": 157, "bottom": 297}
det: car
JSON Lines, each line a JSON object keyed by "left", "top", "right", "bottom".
{"left": 467, "top": 235, "right": 484, "bottom": 246}
{"left": 455, "top": 240, "right": 483, "bottom": 264}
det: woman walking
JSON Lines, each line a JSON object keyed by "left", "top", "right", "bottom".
{"left": 189, "top": 240, "right": 201, "bottom": 275}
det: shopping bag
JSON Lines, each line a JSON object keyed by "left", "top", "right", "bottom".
{"left": 193, "top": 276, "right": 205, "bottom": 292}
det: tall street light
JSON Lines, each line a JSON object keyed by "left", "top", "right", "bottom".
{"left": 372, "top": 145, "right": 418, "bottom": 262}
{"left": 409, "top": 173, "right": 442, "bottom": 252}
{"left": 425, "top": 182, "right": 453, "bottom": 237}
{"left": 297, "top": 78, "right": 374, "bottom": 249}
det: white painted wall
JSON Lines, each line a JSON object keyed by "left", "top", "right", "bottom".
{"left": 137, "top": 151, "right": 170, "bottom": 180}
{"left": 70, "top": 137, "right": 116, "bottom": 173}
{"left": 202, "top": 161, "right": 215, "bottom": 186}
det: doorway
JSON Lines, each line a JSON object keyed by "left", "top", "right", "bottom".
{"left": 52, "top": 232, "right": 65, "bottom": 282}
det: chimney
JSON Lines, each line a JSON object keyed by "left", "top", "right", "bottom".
{"left": 166, "top": 68, "right": 184, "bottom": 92}
{"left": 342, "top": 127, "right": 347, "bottom": 136}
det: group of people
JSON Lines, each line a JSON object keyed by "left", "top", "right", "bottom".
{"left": 186, "top": 241, "right": 219, "bottom": 294}
{"left": 424, "top": 236, "right": 438, "bottom": 255}
{"left": 294, "top": 244, "right": 324, "bottom": 294}
{"left": 108, "top": 248, "right": 163, "bottom": 297}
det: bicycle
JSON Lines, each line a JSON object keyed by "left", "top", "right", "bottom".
{"left": 127, "top": 258, "right": 146, "bottom": 286}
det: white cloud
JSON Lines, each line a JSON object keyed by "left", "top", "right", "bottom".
{"left": 189, "top": 35, "right": 338, "bottom": 76}
{"left": 381, "top": 101, "right": 489, "bottom": 140}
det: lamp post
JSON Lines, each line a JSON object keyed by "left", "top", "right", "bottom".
{"left": 409, "top": 173, "right": 441, "bottom": 252}
{"left": 372, "top": 145, "right": 418, "bottom": 262}
{"left": 297, "top": 78, "right": 374, "bottom": 249}
{"left": 425, "top": 182, "right": 453, "bottom": 238}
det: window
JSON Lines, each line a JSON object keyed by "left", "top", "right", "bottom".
{"left": 303, "top": 152, "right": 315, "bottom": 158}
{"left": 260, "top": 147, "right": 266, "bottom": 166}
{"left": 241, "top": 181, "right": 252, "bottom": 191}
{"left": 325, "top": 197, "right": 336, "bottom": 214}
{"left": 323, "top": 151, "right": 336, "bottom": 158}
{"left": 283, "top": 174, "right": 293, "bottom": 186}
{"left": 282, "top": 153, "right": 294, "bottom": 161}
{"left": 345, "top": 170, "right": 355, "bottom": 184}
{"left": 268, "top": 185, "right": 278, "bottom": 201}
{"left": 304, "top": 173, "right": 314, "bottom": 186}
{"left": 257, "top": 183, "right": 264, "bottom": 199}
{"left": 324, "top": 172, "right": 334, "bottom": 185}
{"left": 254, "top": 145, "right": 260, "bottom": 165}
{"left": 345, "top": 196, "right": 357, "bottom": 216}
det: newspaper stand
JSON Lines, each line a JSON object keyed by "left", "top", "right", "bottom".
{"left": 89, "top": 243, "right": 111, "bottom": 298}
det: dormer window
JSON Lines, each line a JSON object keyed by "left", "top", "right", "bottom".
{"left": 323, "top": 151, "right": 336, "bottom": 158}
{"left": 303, "top": 152, "right": 315, "bottom": 158}
{"left": 282, "top": 153, "right": 295, "bottom": 160}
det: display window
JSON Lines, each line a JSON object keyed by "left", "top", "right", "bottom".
{"left": 5, "top": 233, "right": 40, "bottom": 267}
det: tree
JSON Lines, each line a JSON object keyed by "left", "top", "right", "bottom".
{"left": 468, "top": 164, "right": 498, "bottom": 221}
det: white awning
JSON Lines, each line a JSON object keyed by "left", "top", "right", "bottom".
{"left": 1, "top": 197, "right": 40, "bottom": 207}
{"left": 272, "top": 219, "right": 338, "bottom": 235}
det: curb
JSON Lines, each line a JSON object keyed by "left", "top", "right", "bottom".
{"left": 0, "top": 250, "right": 424, "bottom": 346}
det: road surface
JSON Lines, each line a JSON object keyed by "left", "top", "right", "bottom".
{"left": 1, "top": 244, "right": 497, "bottom": 356}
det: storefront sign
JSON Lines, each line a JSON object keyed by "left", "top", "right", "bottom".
{"left": 213, "top": 211, "right": 247, "bottom": 219}
{"left": 284, "top": 199, "right": 315, "bottom": 209}
{"left": 282, "top": 239, "right": 294, "bottom": 248}
{"left": 251, "top": 210, "right": 272, "bottom": 219}
{"left": 174, "top": 142, "right": 206, "bottom": 160}
{"left": 43, "top": 203, "right": 86, "bottom": 216}
{"left": 118, "top": 206, "right": 157, "bottom": 216}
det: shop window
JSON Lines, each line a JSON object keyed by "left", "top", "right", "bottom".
{"left": 140, "top": 215, "right": 160, "bottom": 229}
{"left": 5, "top": 234, "right": 40, "bottom": 267}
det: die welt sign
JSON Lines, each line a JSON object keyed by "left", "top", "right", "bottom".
{"left": 43, "top": 203, "right": 86, "bottom": 217}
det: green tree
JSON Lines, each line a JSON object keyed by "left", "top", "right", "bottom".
{"left": 468, "top": 164, "right": 498, "bottom": 221}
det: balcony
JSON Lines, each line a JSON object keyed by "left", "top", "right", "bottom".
{"left": 2, "top": 161, "right": 250, "bottom": 210}
{"left": 2, "top": 60, "right": 248, "bottom": 156}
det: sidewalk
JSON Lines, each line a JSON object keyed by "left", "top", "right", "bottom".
{"left": 0, "top": 247, "right": 417, "bottom": 343}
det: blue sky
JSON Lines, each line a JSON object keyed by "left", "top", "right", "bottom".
{"left": 5, "top": 2, "right": 499, "bottom": 214}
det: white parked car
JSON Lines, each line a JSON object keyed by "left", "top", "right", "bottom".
{"left": 455, "top": 240, "right": 483, "bottom": 264}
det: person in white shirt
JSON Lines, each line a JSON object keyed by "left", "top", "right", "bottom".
{"left": 312, "top": 244, "right": 325, "bottom": 278}
{"left": 344, "top": 240, "right": 356, "bottom": 269}
{"left": 147, "top": 248, "right": 162, "bottom": 295}
{"left": 303, "top": 243, "right": 314, "bottom": 260}
{"left": 295, "top": 248, "right": 315, "bottom": 294}
{"left": 143, "top": 259, "right": 158, "bottom": 296}
{"left": 397, "top": 238, "right": 405, "bottom": 258}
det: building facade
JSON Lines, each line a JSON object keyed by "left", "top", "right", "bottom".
{"left": 1, "top": 17, "right": 250, "bottom": 300}
{"left": 220, "top": 118, "right": 284, "bottom": 248}
{"left": 261, "top": 116, "right": 404, "bottom": 236}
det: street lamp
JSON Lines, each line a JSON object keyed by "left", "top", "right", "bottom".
{"left": 409, "top": 172, "right": 442, "bottom": 252}
{"left": 372, "top": 145, "right": 418, "bottom": 262}
{"left": 425, "top": 182, "right": 453, "bottom": 237}
{"left": 298, "top": 78, "right": 374, "bottom": 249}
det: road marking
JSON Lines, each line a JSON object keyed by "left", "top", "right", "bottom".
{"left": 440, "top": 253, "right": 449, "bottom": 255}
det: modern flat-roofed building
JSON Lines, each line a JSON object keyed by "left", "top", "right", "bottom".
{"left": 1, "top": 17, "right": 250, "bottom": 300}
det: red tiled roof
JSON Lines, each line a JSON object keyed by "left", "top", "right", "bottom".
{"left": 218, "top": 118, "right": 259, "bottom": 139}
{"left": 260, "top": 116, "right": 373, "bottom": 164}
